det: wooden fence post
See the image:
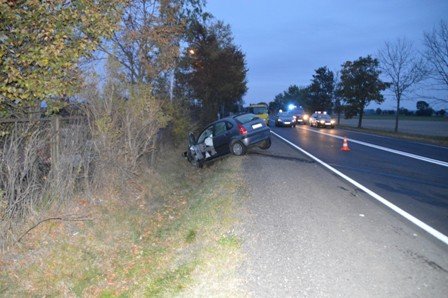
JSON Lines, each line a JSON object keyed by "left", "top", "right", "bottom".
{"left": 51, "top": 115, "right": 61, "bottom": 164}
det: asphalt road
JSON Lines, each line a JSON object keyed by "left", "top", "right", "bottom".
{"left": 271, "top": 124, "right": 448, "bottom": 237}
{"left": 238, "top": 137, "right": 448, "bottom": 297}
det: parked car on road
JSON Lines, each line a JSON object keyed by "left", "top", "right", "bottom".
{"left": 274, "top": 111, "right": 296, "bottom": 127}
{"left": 184, "top": 113, "right": 271, "bottom": 167}
{"left": 290, "top": 107, "right": 308, "bottom": 125}
{"left": 309, "top": 112, "right": 336, "bottom": 128}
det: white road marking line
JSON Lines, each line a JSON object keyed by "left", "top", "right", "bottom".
{"left": 299, "top": 127, "right": 448, "bottom": 168}
{"left": 271, "top": 131, "right": 448, "bottom": 246}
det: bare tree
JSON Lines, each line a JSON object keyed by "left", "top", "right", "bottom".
{"left": 378, "top": 38, "right": 428, "bottom": 132}
{"left": 424, "top": 20, "right": 448, "bottom": 101}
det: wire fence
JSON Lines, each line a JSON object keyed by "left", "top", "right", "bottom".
{"left": 0, "top": 115, "right": 94, "bottom": 248}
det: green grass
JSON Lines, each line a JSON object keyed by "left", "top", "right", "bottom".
{"left": 0, "top": 149, "right": 246, "bottom": 296}
{"left": 145, "top": 261, "right": 197, "bottom": 296}
{"left": 355, "top": 114, "right": 446, "bottom": 121}
{"left": 185, "top": 229, "right": 197, "bottom": 243}
{"left": 218, "top": 234, "right": 241, "bottom": 248}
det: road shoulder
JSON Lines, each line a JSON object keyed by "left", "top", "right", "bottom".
{"left": 238, "top": 136, "right": 448, "bottom": 297}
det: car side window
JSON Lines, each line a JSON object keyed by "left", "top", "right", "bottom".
{"left": 214, "top": 122, "right": 227, "bottom": 137}
{"left": 225, "top": 121, "right": 233, "bottom": 130}
{"left": 197, "top": 125, "right": 213, "bottom": 144}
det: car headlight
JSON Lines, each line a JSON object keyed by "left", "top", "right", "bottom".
{"left": 320, "top": 120, "right": 325, "bottom": 124}
{"left": 303, "top": 114, "right": 309, "bottom": 120}
{"left": 331, "top": 120, "right": 335, "bottom": 124}
{"left": 278, "top": 119, "right": 283, "bottom": 122}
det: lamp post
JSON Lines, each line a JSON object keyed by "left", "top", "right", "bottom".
{"left": 169, "top": 48, "right": 196, "bottom": 101}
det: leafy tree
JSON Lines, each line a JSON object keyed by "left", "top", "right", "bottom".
{"left": 307, "top": 66, "right": 334, "bottom": 113}
{"left": 0, "top": 0, "right": 125, "bottom": 115}
{"left": 378, "top": 38, "right": 428, "bottom": 132}
{"left": 176, "top": 20, "right": 247, "bottom": 124}
{"left": 269, "top": 85, "right": 309, "bottom": 112}
{"left": 416, "top": 100, "right": 429, "bottom": 110}
{"left": 415, "top": 100, "right": 434, "bottom": 116}
{"left": 398, "top": 107, "right": 413, "bottom": 116}
{"left": 375, "top": 108, "right": 382, "bottom": 115}
{"left": 268, "top": 98, "right": 282, "bottom": 114}
{"left": 338, "top": 56, "right": 389, "bottom": 128}
{"left": 333, "top": 71, "right": 344, "bottom": 123}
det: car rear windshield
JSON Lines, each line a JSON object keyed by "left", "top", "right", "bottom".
{"left": 235, "top": 113, "right": 258, "bottom": 124}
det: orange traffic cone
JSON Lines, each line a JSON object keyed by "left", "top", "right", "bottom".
{"left": 341, "top": 137, "right": 351, "bottom": 151}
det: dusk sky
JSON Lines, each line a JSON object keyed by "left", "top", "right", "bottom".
{"left": 207, "top": 0, "right": 448, "bottom": 110}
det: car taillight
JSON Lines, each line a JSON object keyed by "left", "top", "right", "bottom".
{"left": 238, "top": 123, "right": 247, "bottom": 135}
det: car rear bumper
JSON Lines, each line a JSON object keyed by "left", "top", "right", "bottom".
{"left": 241, "top": 128, "right": 271, "bottom": 147}
{"left": 276, "top": 121, "right": 295, "bottom": 126}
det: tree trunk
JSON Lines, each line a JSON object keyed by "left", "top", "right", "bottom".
{"left": 394, "top": 95, "right": 400, "bottom": 133}
{"left": 357, "top": 107, "right": 364, "bottom": 128}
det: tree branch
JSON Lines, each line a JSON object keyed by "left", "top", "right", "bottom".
{"left": 17, "top": 215, "right": 93, "bottom": 243}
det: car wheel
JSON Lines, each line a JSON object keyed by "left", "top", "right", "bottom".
{"left": 230, "top": 141, "right": 247, "bottom": 156}
{"left": 258, "top": 138, "right": 271, "bottom": 150}
{"left": 191, "top": 158, "right": 204, "bottom": 168}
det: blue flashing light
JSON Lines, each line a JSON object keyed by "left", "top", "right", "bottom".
{"left": 288, "top": 104, "right": 296, "bottom": 111}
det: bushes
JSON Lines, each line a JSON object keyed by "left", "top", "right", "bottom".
{"left": 0, "top": 81, "right": 173, "bottom": 249}
{"left": 84, "top": 82, "right": 170, "bottom": 188}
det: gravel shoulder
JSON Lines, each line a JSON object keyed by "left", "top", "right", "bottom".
{"left": 238, "top": 136, "right": 448, "bottom": 297}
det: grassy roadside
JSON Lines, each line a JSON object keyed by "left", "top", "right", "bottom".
{"left": 0, "top": 148, "right": 247, "bottom": 297}
{"left": 352, "top": 115, "right": 446, "bottom": 121}
{"left": 337, "top": 125, "right": 448, "bottom": 147}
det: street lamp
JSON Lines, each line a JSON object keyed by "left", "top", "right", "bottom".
{"left": 169, "top": 48, "right": 197, "bottom": 101}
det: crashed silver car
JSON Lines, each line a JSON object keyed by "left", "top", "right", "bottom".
{"left": 184, "top": 113, "right": 271, "bottom": 167}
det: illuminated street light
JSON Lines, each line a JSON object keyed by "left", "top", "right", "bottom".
{"left": 188, "top": 49, "right": 195, "bottom": 55}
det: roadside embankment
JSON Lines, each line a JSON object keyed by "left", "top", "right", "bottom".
{"left": 0, "top": 149, "right": 246, "bottom": 296}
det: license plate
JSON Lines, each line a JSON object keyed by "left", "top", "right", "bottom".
{"left": 252, "top": 123, "right": 262, "bottom": 129}
{"left": 284, "top": 122, "right": 290, "bottom": 125}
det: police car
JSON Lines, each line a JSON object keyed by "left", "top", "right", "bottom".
{"left": 309, "top": 111, "right": 336, "bottom": 128}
